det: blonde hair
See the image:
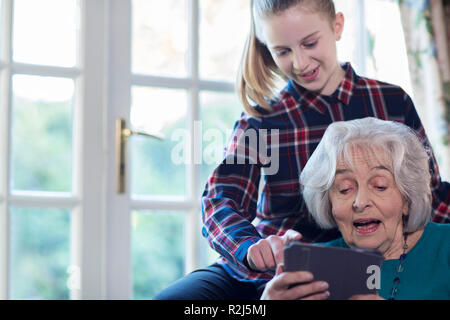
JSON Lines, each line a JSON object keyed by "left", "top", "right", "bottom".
{"left": 237, "top": 0, "right": 337, "bottom": 116}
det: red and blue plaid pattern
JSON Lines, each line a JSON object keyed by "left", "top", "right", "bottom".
{"left": 201, "top": 63, "right": 450, "bottom": 284}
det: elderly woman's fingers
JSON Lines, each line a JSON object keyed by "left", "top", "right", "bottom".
{"left": 302, "top": 290, "right": 330, "bottom": 300}
{"left": 271, "top": 271, "right": 314, "bottom": 289}
{"left": 274, "top": 280, "right": 329, "bottom": 300}
{"left": 269, "top": 271, "right": 327, "bottom": 300}
{"left": 289, "top": 280, "right": 329, "bottom": 300}
{"left": 261, "top": 271, "right": 315, "bottom": 300}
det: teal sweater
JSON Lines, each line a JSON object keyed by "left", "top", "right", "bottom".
{"left": 320, "top": 222, "right": 450, "bottom": 300}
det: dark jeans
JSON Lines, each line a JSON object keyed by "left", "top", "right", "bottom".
{"left": 153, "top": 263, "right": 264, "bottom": 300}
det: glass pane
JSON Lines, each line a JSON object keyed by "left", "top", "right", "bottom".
{"left": 12, "top": 0, "right": 78, "bottom": 67}
{"left": 199, "top": 91, "right": 242, "bottom": 196}
{"left": 334, "top": 0, "right": 359, "bottom": 70}
{"left": 0, "top": 0, "right": 4, "bottom": 62}
{"left": 11, "top": 75, "right": 74, "bottom": 193}
{"left": 199, "top": 0, "right": 250, "bottom": 81}
{"left": 130, "top": 87, "right": 187, "bottom": 197}
{"left": 132, "top": 210, "right": 185, "bottom": 299}
{"left": 199, "top": 92, "right": 246, "bottom": 266}
{"left": 132, "top": 0, "right": 187, "bottom": 77}
{"left": 364, "top": 0, "right": 413, "bottom": 95}
{"left": 9, "top": 207, "right": 71, "bottom": 300}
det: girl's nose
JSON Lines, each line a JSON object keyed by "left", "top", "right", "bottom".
{"left": 293, "top": 50, "right": 309, "bottom": 73}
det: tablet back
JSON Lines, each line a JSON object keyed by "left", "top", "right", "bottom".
{"left": 284, "top": 242, "right": 383, "bottom": 300}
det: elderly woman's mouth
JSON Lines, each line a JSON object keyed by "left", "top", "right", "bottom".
{"left": 353, "top": 219, "right": 381, "bottom": 234}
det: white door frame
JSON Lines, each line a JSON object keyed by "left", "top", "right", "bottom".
{"left": 73, "top": 0, "right": 109, "bottom": 300}
{"left": 104, "top": 0, "right": 132, "bottom": 300}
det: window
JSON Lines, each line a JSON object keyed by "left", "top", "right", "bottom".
{"left": 335, "top": 0, "right": 413, "bottom": 95}
{"left": 1, "top": 0, "right": 104, "bottom": 300}
{"left": 0, "top": 0, "right": 80, "bottom": 299}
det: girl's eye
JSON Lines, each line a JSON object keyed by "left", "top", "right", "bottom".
{"left": 303, "top": 41, "right": 317, "bottom": 48}
{"left": 275, "top": 49, "right": 289, "bottom": 57}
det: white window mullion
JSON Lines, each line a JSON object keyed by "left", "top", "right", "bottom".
{"left": 131, "top": 74, "right": 192, "bottom": 89}
{"left": 105, "top": 0, "right": 132, "bottom": 299}
{"left": 356, "top": 0, "right": 368, "bottom": 76}
{"left": 131, "top": 198, "right": 196, "bottom": 211}
{"left": 73, "top": 0, "right": 108, "bottom": 300}
{"left": 131, "top": 74, "right": 235, "bottom": 93}
{"left": 8, "top": 193, "right": 79, "bottom": 209}
{"left": 0, "top": 0, "right": 12, "bottom": 300}
{"left": 10, "top": 63, "right": 81, "bottom": 78}
{"left": 185, "top": 0, "right": 202, "bottom": 274}
{"left": 0, "top": 68, "right": 11, "bottom": 299}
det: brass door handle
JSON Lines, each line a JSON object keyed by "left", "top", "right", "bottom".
{"left": 121, "top": 128, "right": 164, "bottom": 140}
{"left": 116, "top": 118, "right": 164, "bottom": 194}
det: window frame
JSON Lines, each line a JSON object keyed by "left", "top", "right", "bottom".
{"left": 0, "top": 0, "right": 107, "bottom": 299}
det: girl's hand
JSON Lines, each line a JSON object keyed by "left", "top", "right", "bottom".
{"left": 246, "top": 230, "right": 302, "bottom": 272}
{"left": 261, "top": 264, "right": 330, "bottom": 300}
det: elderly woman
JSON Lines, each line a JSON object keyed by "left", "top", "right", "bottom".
{"left": 260, "top": 117, "right": 450, "bottom": 300}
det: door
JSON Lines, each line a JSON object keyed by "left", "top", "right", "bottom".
{"left": 0, "top": 0, "right": 248, "bottom": 299}
{"left": 105, "top": 0, "right": 248, "bottom": 299}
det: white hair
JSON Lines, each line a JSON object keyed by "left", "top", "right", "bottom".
{"left": 300, "top": 117, "right": 432, "bottom": 233}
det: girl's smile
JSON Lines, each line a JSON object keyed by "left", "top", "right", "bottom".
{"left": 296, "top": 65, "right": 320, "bottom": 82}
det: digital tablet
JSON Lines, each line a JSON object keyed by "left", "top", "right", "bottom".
{"left": 284, "top": 241, "right": 383, "bottom": 300}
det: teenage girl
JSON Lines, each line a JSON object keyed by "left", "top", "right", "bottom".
{"left": 154, "top": 0, "right": 449, "bottom": 300}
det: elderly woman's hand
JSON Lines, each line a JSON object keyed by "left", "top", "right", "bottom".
{"left": 246, "top": 230, "right": 302, "bottom": 272}
{"left": 261, "top": 264, "right": 330, "bottom": 300}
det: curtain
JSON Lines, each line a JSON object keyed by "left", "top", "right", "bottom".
{"left": 398, "top": 0, "right": 450, "bottom": 179}
{"left": 430, "top": 0, "right": 450, "bottom": 140}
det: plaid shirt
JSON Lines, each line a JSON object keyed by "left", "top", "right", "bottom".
{"left": 201, "top": 63, "right": 450, "bottom": 285}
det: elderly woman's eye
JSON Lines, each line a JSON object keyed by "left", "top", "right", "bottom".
{"left": 375, "top": 186, "right": 387, "bottom": 191}
{"left": 339, "top": 188, "right": 351, "bottom": 194}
